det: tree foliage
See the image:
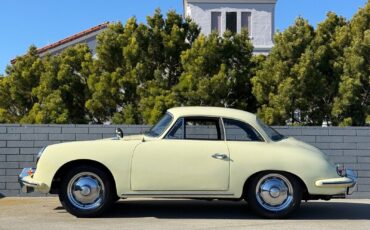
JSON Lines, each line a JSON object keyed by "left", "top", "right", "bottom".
{"left": 332, "top": 2, "right": 370, "bottom": 126}
{"left": 0, "top": 4, "right": 369, "bottom": 126}
{"left": 252, "top": 2, "right": 369, "bottom": 125}
{"left": 176, "top": 30, "right": 255, "bottom": 111}
{"left": 0, "top": 46, "right": 44, "bottom": 122}
{"left": 86, "top": 10, "right": 200, "bottom": 124}
{"left": 23, "top": 44, "right": 93, "bottom": 123}
{"left": 252, "top": 17, "right": 315, "bottom": 125}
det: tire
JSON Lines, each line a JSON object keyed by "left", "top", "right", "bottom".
{"left": 59, "top": 165, "right": 114, "bottom": 217}
{"left": 246, "top": 172, "right": 302, "bottom": 219}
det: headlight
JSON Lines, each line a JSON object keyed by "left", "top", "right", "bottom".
{"left": 36, "top": 147, "right": 46, "bottom": 165}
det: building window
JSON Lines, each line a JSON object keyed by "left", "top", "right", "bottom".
{"left": 241, "top": 12, "right": 252, "bottom": 35}
{"left": 211, "top": 12, "right": 221, "bottom": 34}
{"left": 226, "top": 12, "right": 237, "bottom": 33}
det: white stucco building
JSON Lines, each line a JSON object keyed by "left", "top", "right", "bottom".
{"left": 184, "top": 0, "right": 277, "bottom": 54}
{"left": 36, "top": 23, "right": 109, "bottom": 58}
{"left": 11, "top": 23, "right": 108, "bottom": 64}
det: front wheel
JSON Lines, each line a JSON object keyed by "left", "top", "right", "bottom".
{"left": 246, "top": 172, "right": 302, "bottom": 218}
{"left": 59, "top": 165, "right": 114, "bottom": 217}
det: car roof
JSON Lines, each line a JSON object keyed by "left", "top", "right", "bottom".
{"left": 167, "top": 106, "right": 257, "bottom": 124}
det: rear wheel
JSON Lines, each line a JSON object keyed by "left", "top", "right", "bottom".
{"left": 59, "top": 165, "right": 114, "bottom": 217}
{"left": 246, "top": 172, "right": 302, "bottom": 218}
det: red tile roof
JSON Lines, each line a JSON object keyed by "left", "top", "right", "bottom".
{"left": 11, "top": 22, "right": 109, "bottom": 64}
{"left": 36, "top": 22, "right": 109, "bottom": 54}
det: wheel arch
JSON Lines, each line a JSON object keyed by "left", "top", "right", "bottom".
{"left": 242, "top": 170, "right": 309, "bottom": 200}
{"left": 49, "top": 159, "right": 117, "bottom": 196}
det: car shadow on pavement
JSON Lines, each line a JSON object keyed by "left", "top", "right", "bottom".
{"left": 0, "top": 193, "right": 4, "bottom": 199}
{"left": 96, "top": 199, "right": 370, "bottom": 220}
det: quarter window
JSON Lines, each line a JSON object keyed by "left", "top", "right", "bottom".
{"left": 224, "top": 118, "right": 263, "bottom": 142}
{"left": 257, "top": 118, "right": 285, "bottom": 141}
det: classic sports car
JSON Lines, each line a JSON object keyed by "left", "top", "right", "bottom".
{"left": 19, "top": 107, "right": 357, "bottom": 218}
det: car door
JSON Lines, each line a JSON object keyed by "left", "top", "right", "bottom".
{"left": 131, "top": 117, "right": 230, "bottom": 191}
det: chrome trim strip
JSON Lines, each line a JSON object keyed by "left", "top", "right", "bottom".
{"left": 21, "top": 180, "right": 39, "bottom": 187}
{"left": 124, "top": 190, "right": 234, "bottom": 196}
{"left": 321, "top": 181, "right": 355, "bottom": 186}
{"left": 123, "top": 192, "right": 234, "bottom": 196}
{"left": 220, "top": 117, "right": 227, "bottom": 141}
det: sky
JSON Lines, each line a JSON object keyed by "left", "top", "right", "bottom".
{"left": 0, "top": 0, "right": 368, "bottom": 74}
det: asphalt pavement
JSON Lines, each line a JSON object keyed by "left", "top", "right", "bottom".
{"left": 0, "top": 198, "right": 369, "bottom": 230}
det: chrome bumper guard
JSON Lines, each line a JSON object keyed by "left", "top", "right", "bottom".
{"left": 18, "top": 168, "right": 37, "bottom": 193}
{"left": 345, "top": 169, "right": 357, "bottom": 195}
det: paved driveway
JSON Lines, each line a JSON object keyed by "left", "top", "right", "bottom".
{"left": 0, "top": 198, "right": 369, "bottom": 230}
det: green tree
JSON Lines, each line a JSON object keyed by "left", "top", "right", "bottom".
{"left": 332, "top": 1, "right": 370, "bottom": 126}
{"left": 175, "top": 30, "right": 255, "bottom": 112}
{"left": 292, "top": 12, "right": 348, "bottom": 125}
{"left": 22, "top": 44, "right": 93, "bottom": 124}
{"left": 252, "top": 18, "right": 315, "bottom": 125}
{"left": 0, "top": 76, "right": 16, "bottom": 123}
{"left": 137, "top": 10, "right": 200, "bottom": 124}
{"left": 86, "top": 19, "right": 147, "bottom": 124}
{"left": 0, "top": 46, "right": 44, "bottom": 122}
{"left": 87, "top": 10, "right": 200, "bottom": 124}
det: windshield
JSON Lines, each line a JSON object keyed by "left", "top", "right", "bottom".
{"left": 146, "top": 113, "right": 173, "bottom": 137}
{"left": 257, "top": 118, "right": 285, "bottom": 141}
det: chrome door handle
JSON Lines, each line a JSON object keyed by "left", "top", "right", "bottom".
{"left": 212, "top": 153, "right": 228, "bottom": 160}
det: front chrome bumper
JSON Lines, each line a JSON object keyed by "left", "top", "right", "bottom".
{"left": 18, "top": 168, "right": 38, "bottom": 193}
{"left": 315, "top": 169, "right": 358, "bottom": 195}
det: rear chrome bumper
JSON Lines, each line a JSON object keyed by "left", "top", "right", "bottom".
{"left": 315, "top": 169, "right": 358, "bottom": 195}
{"left": 18, "top": 168, "right": 39, "bottom": 193}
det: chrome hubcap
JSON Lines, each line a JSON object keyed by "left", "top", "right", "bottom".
{"left": 255, "top": 174, "right": 293, "bottom": 212}
{"left": 67, "top": 172, "right": 105, "bottom": 210}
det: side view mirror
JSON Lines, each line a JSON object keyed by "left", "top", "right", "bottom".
{"left": 116, "top": 128, "right": 123, "bottom": 138}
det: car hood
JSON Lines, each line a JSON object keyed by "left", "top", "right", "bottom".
{"left": 42, "top": 135, "right": 143, "bottom": 158}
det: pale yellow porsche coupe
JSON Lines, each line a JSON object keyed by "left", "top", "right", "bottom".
{"left": 19, "top": 107, "right": 357, "bottom": 218}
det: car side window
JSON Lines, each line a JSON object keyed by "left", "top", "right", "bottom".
{"left": 224, "top": 118, "right": 263, "bottom": 142}
{"left": 185, "top": 117, "right": 222, "bottom": 140}
{"left": 166, "top": 117, "right": 223, "bottom": 140}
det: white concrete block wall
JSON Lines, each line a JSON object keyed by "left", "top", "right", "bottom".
{"left": 0, "top": 124, "right": 369, "bottom": 198}
{"left": 276, "top": 126, "right": 370, "bottom": 198}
